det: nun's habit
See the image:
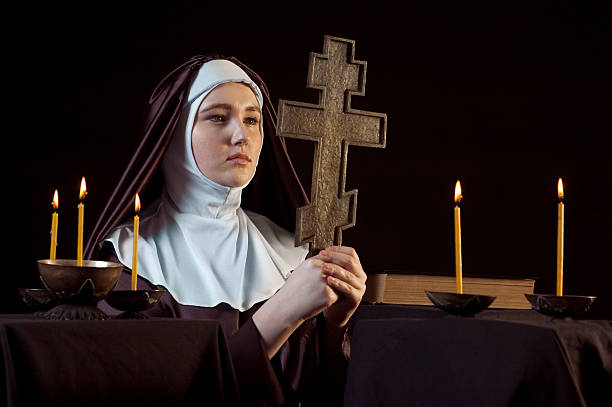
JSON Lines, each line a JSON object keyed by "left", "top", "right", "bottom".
{"left": 86, "top": 55, "right": 347, "bottom": 406}
{"left": 104, "top": 58, "right": 308, "bottom": 312}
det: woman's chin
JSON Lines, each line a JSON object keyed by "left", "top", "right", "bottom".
{"left": 223, "top": 172, "right": 254, "bottom": 188}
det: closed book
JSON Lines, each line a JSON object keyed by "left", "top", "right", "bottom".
{"left": 364, "top": 272, "right": 536, "bottom": 309}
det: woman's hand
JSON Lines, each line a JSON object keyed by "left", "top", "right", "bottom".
{"left": 279, "top": 256, "right": 340, "bottom": 322}
{"left": 252, "top": 256, "right": 338, "bottom": 358}
{"left": 316, "top": 246, "right": 367, "bottom": 330}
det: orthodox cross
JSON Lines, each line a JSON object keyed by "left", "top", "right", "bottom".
{"left": 277, "top": 35, "right": 387, "bottom": 256}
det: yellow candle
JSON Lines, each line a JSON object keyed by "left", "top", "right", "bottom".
{"left": 454, "top": 180, "right": 463, "bottom": 294}
{"left": 556, "top": 178, "right": 564, "bottom": 296}
{"left": 77, "top": 177, "right": 87, "bottom": 266}
{"left": 50, "top": 190, "right": 59, "bottom": 260}
{"left": 131, "top": 193, "right": 141, "bottom": 291}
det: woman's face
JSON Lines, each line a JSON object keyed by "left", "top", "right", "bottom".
{"left": 191, "top": 82, "right": 263, "bottom": 187}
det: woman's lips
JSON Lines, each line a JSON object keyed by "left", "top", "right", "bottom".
{"left": 227, "top": 153, "right": 251, "bottom": 164}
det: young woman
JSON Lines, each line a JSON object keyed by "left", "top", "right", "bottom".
{"left": 86, "top": 55, "right": 366, "bottom": 406}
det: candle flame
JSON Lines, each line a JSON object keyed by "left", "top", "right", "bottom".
{"left": 557, "top": 178, "right": 564, "bottom": 200}
{"left": 135, "top": 193, "right": 141, "bottom": 213}
{"left": 52, "top": 189, "right": 58, "bottom": 210}
{"left": 454, "top": 180, "right": 462, "bottom": 204}
{"left": 79, "top": 177, "right": 87, "bottom": 201}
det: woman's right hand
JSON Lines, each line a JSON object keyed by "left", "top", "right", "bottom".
{"left": 252, "top": 255, "right": 339, "bottom": 359}
{"left": 276, "top": 256, "right": 339, "bottom": 323}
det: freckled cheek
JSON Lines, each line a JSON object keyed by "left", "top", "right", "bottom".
{"left": 192, "top": 139, "right": 225, "bottom": 173}
{"left": 192, "top": 139, "right": 210, "bottom": 159}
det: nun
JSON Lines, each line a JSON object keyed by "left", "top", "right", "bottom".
{"left": 87, "top": 55, "right": 366, "bottom": 406}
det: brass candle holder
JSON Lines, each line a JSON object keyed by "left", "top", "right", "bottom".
{"left": 104, "top": 289, "right": 165, "bottom": 319}
{"left": 35, "top": 259, "right": 123, "bottom": 320}
{"left": 425, "top": 291, "right": 496, "bottom": 316}
{"left": 524, "top": 294, "right": 596, "bottom": 319}
{"left": 19, "top": 288, "right": 58, "bottom": 311}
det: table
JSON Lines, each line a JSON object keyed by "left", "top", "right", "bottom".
{"left": 0, "top": 315, "right": 240, "bottom": 406}
{"left": 3, "top": 306, "right": 611, "bottom": 407}
{"left": 344, "top": 305, "right": 612, "bottom": 407}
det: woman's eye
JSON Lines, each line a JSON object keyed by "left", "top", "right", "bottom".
{"left": 245, "top": 117, "right": 259, "bottom": 125}
{"left": 209, "top": 114, "right": 225, "bottom": 122}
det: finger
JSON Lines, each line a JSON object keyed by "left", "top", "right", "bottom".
{"left": 326, "top": 246, "right": 360, "bottom": 262}
{"left": 322, "top": 262, "right": 364, "bottom": 292}
{"left": 326, "top": 275, "right": 359, "bottom": 301}
{"left": 319, "top": 250, "right": 354, "bottom": 270}
{"left": 325, "top": 285, "right": 339, "bottom": 303}
{"left": 310, "top": 252, "right": 329, "bottom": 264}
{"left": 319, "top": 250, "right": 365, "bottom": 280}
{"left": 307, "top": 257, "right": 325, "bottom": 268}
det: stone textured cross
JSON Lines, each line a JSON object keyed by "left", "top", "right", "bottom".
{"left": 277, "top": 35, "right": 387, "bottom": 255}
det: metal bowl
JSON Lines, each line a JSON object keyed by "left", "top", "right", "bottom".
{"left": 35, "top": 259, "right": 125, "bottom": 320}
{"left": 19, "top": 288, "right": 58, "bottom": 311}
{"left": 525, "top": 294, "right": 596, "bottom": 319}
{"left": 105, "top": 290, "right": 165, "bottom": 318}
{"left": 425, "top": 291, "right": 496, "bottom": 316}
{"left": 37, "top": 259, "right": 124, "bottom": 300}
{"left": 105, "top": 290, "right": 165, "bottom": 312}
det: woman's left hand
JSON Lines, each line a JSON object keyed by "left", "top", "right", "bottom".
{"left": 315, "top": 246, "right": 367, "bottom": 330}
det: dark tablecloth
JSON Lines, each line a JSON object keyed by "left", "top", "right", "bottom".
{"left": 0, "top": 315, "right": 240, "bottom": 406}
{"left": 344, "top": 305, "right": 612, "bottom": 407}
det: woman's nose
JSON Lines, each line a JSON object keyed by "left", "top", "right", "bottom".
{"left": 230, "top": 122, "right": 248, "bottom": 145}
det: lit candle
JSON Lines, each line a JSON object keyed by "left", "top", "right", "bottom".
{"left": 77, "top": 177, "right": 87, "bottom": 266}
{"left": 131, "top": 193, "right": 141, "bottom": 291}
{"left": 556, "top": 178, "right": 564, "bottom": 296}
{"left": 454, "top": 180, "right": 463, "bottom": 294}
{"left": 50, "top": 190, "right": 59, "bottom": 260}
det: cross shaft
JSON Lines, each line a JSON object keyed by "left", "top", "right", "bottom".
{"left": 277, "top": 36, "right": 387, "bottom": 254}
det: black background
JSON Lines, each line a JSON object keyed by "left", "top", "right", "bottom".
{"left": 4, "top": 2, "right": 611, "bottom": 318}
